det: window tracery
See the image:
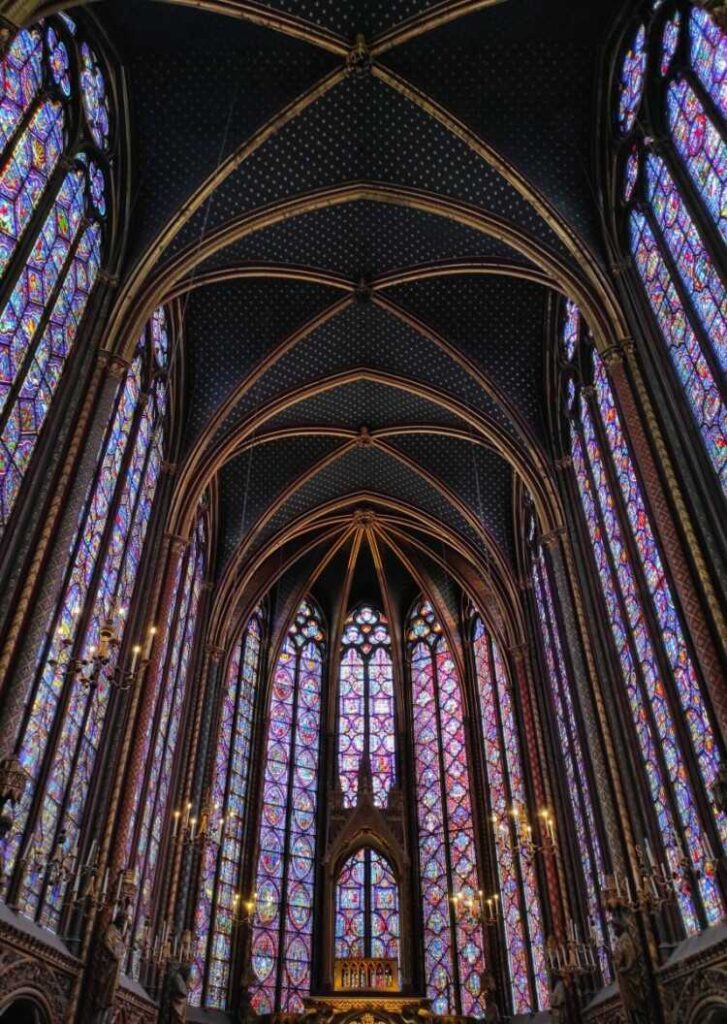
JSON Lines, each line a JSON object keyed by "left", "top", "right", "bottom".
{"left": 408, "top": 600, "right": 485, "bottom": 1017}
{"left": 191, "top": 609, "right": 264, "bottom": 1009}
{"left": 338, "top": 605, "right": 395, "bottom": 807}
{"left": 250, "top": 600, "right": 325, "bottom": 1014}
{"left": 615, "top": 2, "right": 726, "bottom": 493}
{"left": 525, "top": 515, "right": 611, "bottom": 982}
{"left": 0, "top": 306, "right": 169, "bottom": 931}
{"left": 472, "top": 616, "right": 548, "bottom": 1013}
{"left": 335, "top": 847, "right": 400, "bottom": 965}
{"left": 0, "top": 14, "right": 112, "bottom": 532}
{"left": 561, "top": 301, "right": 725, "bottom": 933}
{"left": 128, "top": 511, "right": 208, "bottom": 980}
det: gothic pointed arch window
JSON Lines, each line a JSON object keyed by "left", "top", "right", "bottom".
{"left": 250, "top": 599, "right": 325, "bottom": 1014}
{"left": 523, "top": 503, "right": 611, "bottom": 982}
{"left": 338, "top": 604, "right": 395, "bottom": 807}
{"left": 0, "top": 306, "right": 169, "bottom": 932}
{"left": 471, "top": 616, "right": 548, "bottom": 1013}
{"left": 561, "top": 301, "right": 725, "bottom": 933}
{"left": 191, "top": 608, "right": 265, "bottom": 1009}
{"left": 0, "top": 13, "right": 114, "bottom": 532}
{"left": 126, "top": 509, "right": 209, "bottom": 979}
{"left": 334, "top": 847, "right": 400, "bottom": 966}
{"left": 407, "top": 600, "right": 485, "bottom": 1017}
{"left": 614, "top": 3, "right": 726, "bottom": 493}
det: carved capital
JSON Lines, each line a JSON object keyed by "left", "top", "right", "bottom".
{"left": 554, "top": 455, "right": 572, "bottom": 472}
{"left": 602, "top": 337, "right": 636, "bottom": 370}
{"left": 97, "top": 268, "right": 120, "bottom": 288}
{"left": 164, "top": 532, "right": 188, "bottom": 555}
{"left": 540, "top": 526, "right": 565, "bottom": 550}
{"left": 508, "top": 641, "right": 529, "bottom": 662}
{"left": 161, "top": 460, "right": 178, "bottom": 477}
{"left": 206, "top": 643, "right": 225, "bottom": 663}
{"left": 98, "top": 349, "right": 130, "bottom": 380}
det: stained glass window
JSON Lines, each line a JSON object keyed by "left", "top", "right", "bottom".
{"left": 472, "top": 617, "right": 548, "bottom": 1012}
{"left": 618, "top": 2, "right": 727, "bottom": 495}
{"left": 562, "top": 302, "right": 725, "bottom": 934}
{"left": 334, "top": 848, "right": 400, "bottom": 965}
{"left": 0, "top": 14, "right": 111, "bottom": 535}
{"left": 127, "top": 512, "right": 207, "bottom": 979}
{"left": 1, "top": 307, "right": 169, "bottom": 931}
{"left": 338, "top": 605, "right": 395, "bottom": 808}
{"left": 527, "top": 533, "right": 611, "bottom": 981}
{"left": 408, "top": 600, "right": 485, "bottom": 1018}
{"left": 250, "top": 600, "right": 324, "bottom": 1014}
{"left": 191, "top": 610, "right": 263, "bottom": 1009}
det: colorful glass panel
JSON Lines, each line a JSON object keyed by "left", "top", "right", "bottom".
{"left": 593, "top": 355, "right": 726, "bottom": 849}
{"left": 192, "top": 614, "right": 262, "bottom": 1009}
{"left": 133, "top": 515, "right": 206, "bottom": 970}
{"left": 644, "top": 150, "right": 726, "bottom": 373}
{"left": 0, "top": 29, "right": 43, "bottom": 151}
{"left": 79, "top": 42, "right": 110, "bottom": 149}
{"left": 335, "top": 848, "right": 399, "bottom": 964}
{"left": 338, "top": 605, "right": 395, "bottom": 807}
{"left": 0, "top": 100, "right": 64, "bottom": 276}
{"left": 667, "top": 78, "right": 727, "bottom": 245}
{"left": 617, "top": 24, "right": 647, "bottom": 134}
{"left": 46, "top": 26, "right": 71, "bottom": 97}
{"left": 410, "top": 602, "right": 485, "bottom": 1018}
{"left": 1, "top": 309, "right": 166, "bottom": 927}
{"left": 573, "top": 396, "right": 723, "bottom": 926}
{"left": 661, "top": 10, "right": 681, "bottom": 75}
{"left": 689, "top": 7, "right": 727, "bottom": 119}
{"left": 629, "top": 210, "right": 726, "bottom": 492}
{"left": 251, "top": 602, "right": 323, "bottom": 1014}
{"left": 529, "top": 558, "right": 610, "bottom": 980}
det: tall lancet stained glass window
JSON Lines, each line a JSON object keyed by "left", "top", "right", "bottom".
{"left": 126, "top": 510, "right": 208, "bottom": 979}
{"left": 338, "top": 605, "right": 395, "bottom": 807}
{"left": 191, "top": 609, "right": 264, "bottom": 1009}
{"left": 1, "top": 306, "right": 169, "bottom": 931}
{"left": 408, "top": 600, "right": 485, "bottom": 1018}
{"left": 524, "top": 507, "right": 610, "bottom": 982}
{"left": 251, "top": 600, "right": 325, "bottom": 1014}
{"left": 335, "top": 848, "right": 400, "bottom": 966}
{"left": 562, "top": 302, "right": 725, "bottom": 933}
{"left": 472, "top": 617, "right": 548, "bottom": 1013}
{"left": 0, "top": 14, "right": 112, "bottom": 532}
{"left": 615, "top": 4, "right": 726, "bottom": 493}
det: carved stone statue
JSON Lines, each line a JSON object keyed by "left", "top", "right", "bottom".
{"left": 612, "top": 914, "right": 651, "bottom": 1024}
{"left": 549, "top": 976, "right": 567, "bottom": 1024}
{"left": 165, "top": 962, "right": 191, "bottom": 1023}
{"left": 89, "top": 912, "right": 127, "bottom": 1023}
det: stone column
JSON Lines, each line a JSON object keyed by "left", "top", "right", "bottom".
{"left": 510, "top": 644, "right": 566, "bottom": 942}
{"left": 541, "top": 527, "right": 630, "bottom": 878}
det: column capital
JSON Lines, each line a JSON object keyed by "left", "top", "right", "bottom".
{"left": 508, "top": 641, "right": 530, "bottom": 662}
{"left": 554, "top": 455, "right": 572, "bottom": 473}
{"left": 97, "top": 349, "right": 130, "bottom": 380}
{"left": 206, "top": 644, "right": 225, "bottom": 663}
{"left": 164, "top": 531, "right": 188, "bottom": 554}
{"left": 601, "top": 337, "right": 636, "bottom": 370}
{"left": 540, "top": 526, "right": 566, "bottom": 550}
{"left": 161, "top": 460, "right": 178, "bottom": 477}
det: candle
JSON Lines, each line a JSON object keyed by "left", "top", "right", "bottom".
{"left": 101, "top": 868, "right": 109, "bottom": 901}
{"left": 189, "top": 817, "right": 197, "bottom": 842}
{"left": 644, "top": 837, "right": 656, "bottom": 868}
{"left": 86, "top": 839, "right": 98, "bottom": 868}
{"left": 172, "top": 810, "right": 180, "bottom": 838}
{"left": 130, "top": 645, "right": 141, "bottom": 674}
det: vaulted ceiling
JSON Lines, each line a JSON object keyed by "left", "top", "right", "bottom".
{"left": 93, "top": 0, "right": 626, "bottom": 643}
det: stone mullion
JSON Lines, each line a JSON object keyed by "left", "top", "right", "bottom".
{"left": 605, "top": 345, "right": 727, "bottom": 738}
{"left": 463, "top": 620, "right": 508, "bottom": 1015}
{"left": 0, "top": 355, "right": 123, "bottom": 750}
{"left": 542, "top": 524, "right": 632, "bottom": 882}
{"left": 163, "top": 582, "right": 215, "bottom": 943}
{"left": 235, "top": 624, "right": 272, "bottom": 1009}
{"left": 510, "top": 645, "right": 566, "bottom": 949}
{"left": 192, "top": 643, "right": 225, "bottom": 1002}
{"left": 109, "top": 534, "right": 188, "bottom": 880}
{"left": 529, "top": 560, "right": 608, "bottom": 969}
